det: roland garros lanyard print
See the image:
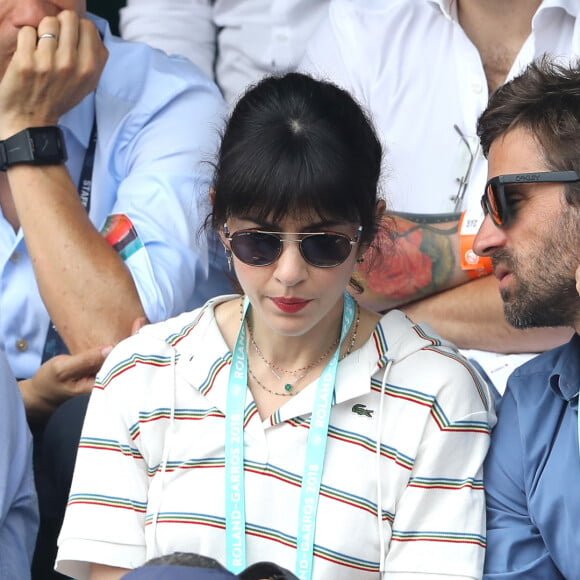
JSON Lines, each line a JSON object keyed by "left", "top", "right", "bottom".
{"left": 225, "top": 292, "right": 356, "bottom": 579}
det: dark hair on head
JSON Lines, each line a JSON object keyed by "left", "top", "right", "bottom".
{"left": 143, "top": 552, "right": 226, "bottom": 570}
{"left": 210, "top": 72, "right": 384, "bottom": 247}
{"left": 477, "top": 55, "right": 580, "bottom": 206}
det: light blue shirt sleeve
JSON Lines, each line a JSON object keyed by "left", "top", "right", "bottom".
{"left": 0, "top": 16, "right": 232, "bottom": 379}
{"left": 0, "top": 349, "right": 38, "bottom": 579}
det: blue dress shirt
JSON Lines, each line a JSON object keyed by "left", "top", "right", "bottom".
{"left": 0, "top": 15, "right": 231, "bottom": 379}
{"left": 0, "top": 348, "right": 38, "bottom": 579}
{"left": 484, "top": 333, "right": 580, "bottom": 579}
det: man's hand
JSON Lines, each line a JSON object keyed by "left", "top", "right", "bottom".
{"left": 0, "top": 10, "right": 108, "bottom": 138}
{"left": 19, "top": 345, "right": 112, "bottom": 422}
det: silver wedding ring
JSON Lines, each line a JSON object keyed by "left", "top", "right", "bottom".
{"left": 38, "top": 33, "right": 58, "bottom": 41}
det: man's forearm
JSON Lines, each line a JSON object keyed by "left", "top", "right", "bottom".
{"left": 399, "top": 276, "right": 573, "bottom": 353}
{"left": 355, "top": 212, "right": 572, "bottom": 353}
{"left": 9, "top": 165, "right": 145, "bottom": 353}
{"left": 355, "top": 211, "right": 470, "bottom": 310}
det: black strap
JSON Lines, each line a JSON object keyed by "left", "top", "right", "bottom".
{"left": 41, "top": 118, "right": 98, "bottom": 363}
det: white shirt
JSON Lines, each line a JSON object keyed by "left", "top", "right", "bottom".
{"left": 301, "top": 0, "right": 580, "bottom": 214}
{"left": 120, "top": 0, "right": 329, "bottom": 105}
{"left": 57, "top": 296, "right": 494, "bottom": 579}
{"left": 300, "top": 0, "right": 580, "bottom": 390}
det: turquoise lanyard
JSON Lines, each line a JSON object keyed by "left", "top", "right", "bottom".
{"left": 225, "top": 292, "right": 356, "bottom": 578}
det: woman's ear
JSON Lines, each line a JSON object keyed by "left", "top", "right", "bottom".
{"left": 217, "top": 224, "right": 228, "bottom": 248}
{"left": 209, "top": 186, "right": 216, "bottom": 207}
{"left": 375, "top": 198, "right": 386, "bottom": 218}
{"left": 356, "top": 198, "right": 388, "bottom": 263}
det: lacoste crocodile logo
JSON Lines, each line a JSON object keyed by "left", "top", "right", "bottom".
{"left": 351, "top": 403, "right": 374, "bottom": 418}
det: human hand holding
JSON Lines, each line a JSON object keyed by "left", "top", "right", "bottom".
{"left": 19, "top": 345, "right": 112, "bottom": 422}
{"left": 0, "top": 10, "right": 108, "bottom": 138}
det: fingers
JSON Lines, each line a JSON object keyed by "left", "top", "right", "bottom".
{"left": 0, "top": 11, "right": 106, "bottom": 131}
{"left": 52, "top": 345, "right": 113, "bottom": 382}
{"left": 35, "top": 16, "right": 60, "bottom": 72}
{"left": 77, "top": 17, "right": 109, "bottom": 84}
{"left": 53, "top": 11, "right": 77, "bottom": 54}
{"left": 36, "top": 15, "right": 61, "bottom": 44}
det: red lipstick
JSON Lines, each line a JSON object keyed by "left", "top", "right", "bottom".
{"left": 270, "top": 298, "right": 310, "bottom": 313}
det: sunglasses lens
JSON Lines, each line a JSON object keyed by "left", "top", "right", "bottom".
{"left": 230, "top": 232, "right": 280, "bottom": 266}
{"left": 301, "top": 234, "right": 352, "bottom": 267}
{"left": 486, "top": 181, "right": 503, "bottom": 226}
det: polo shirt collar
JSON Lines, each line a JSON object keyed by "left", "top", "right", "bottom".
{"left": 549, "top": 333, "right": 580, "bottom": 403}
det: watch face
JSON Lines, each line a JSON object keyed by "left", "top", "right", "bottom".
{"left": 30, "top": 128, "right": 66, "bottom": 163}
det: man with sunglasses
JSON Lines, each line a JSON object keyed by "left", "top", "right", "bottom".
{"left": 301, "top": 0, "right": 579, "bottom": 396}
{"left": 471, "top": 57, "right": 580, "bottom": 578}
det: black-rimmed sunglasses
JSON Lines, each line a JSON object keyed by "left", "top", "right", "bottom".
{"left": 481, "top": 170, "right": 580, "bottom": 227}
{"left": 223, "top": 224, "right": 362, "bottom": 268}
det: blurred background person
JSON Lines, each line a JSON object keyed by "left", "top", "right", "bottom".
{"left": 300, "top": 0, "right": 580, "bottom": 396}
{"left": 120, "top": 0, "right": 330, "bottom": 106}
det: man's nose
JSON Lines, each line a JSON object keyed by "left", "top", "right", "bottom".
{"left": 473, "top": 214, "right": 507, "bottom": 257}
{"left": 11, "top": 0, "right": 53, "bottom": 29}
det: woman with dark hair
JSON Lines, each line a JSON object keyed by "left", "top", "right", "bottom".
{"left": 56, "top": 73, "right": 495, "bottom": 580}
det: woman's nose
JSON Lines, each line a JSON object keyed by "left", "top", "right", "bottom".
{"left": 272, "top": 240, "right": 309, "bottom": 286}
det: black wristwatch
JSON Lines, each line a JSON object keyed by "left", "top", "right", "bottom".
{"left": 0, "top": 126, "right": 67, "bottom": 171}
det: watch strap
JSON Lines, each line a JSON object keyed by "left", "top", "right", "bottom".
{"left": 0, "top": 126, "right": 67, "bottom": 171}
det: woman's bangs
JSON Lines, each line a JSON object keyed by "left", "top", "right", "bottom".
{"left": 223, "top": 144, "right": 361, "bottom": 225}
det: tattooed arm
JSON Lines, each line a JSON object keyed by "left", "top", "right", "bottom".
{"left": 355, "top": 212, "right": 572, "bottom": 353}
{"left": 355, "top": 211, "right": 470, "bottom": 311}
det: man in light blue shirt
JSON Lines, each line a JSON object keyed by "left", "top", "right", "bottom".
{"left": 0, "top": 347, "right": 38, "bottom": 580}
{"left": 473, "top": 56, "right": 580, "bottom": 578}
{"left": 0, "top": 7, "right": 228, "bottom": 412}
{"left": 0, "top": 3, "right": 229, "bottom": 578}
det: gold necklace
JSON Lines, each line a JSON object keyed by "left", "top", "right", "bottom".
{"left": 242, "top": 299, "right": 361, "bottom": 395}
{"left": 247, "top": 365, "right": 300, "bottom": 397}
{"left": 248, "top": 322, "right": 339, "bottom": 394}
{"left": 340, "top": 301, "right": 360, "bottom": 361}
{"left": 248, "top": 318, "right": 339, "bottom": 374}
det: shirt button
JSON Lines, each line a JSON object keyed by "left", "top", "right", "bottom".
{"left": 10, "top": 251, "right": 20, "bottom": 263}
{"left": 15, "top": 339, "right": 28, "bottom": 352}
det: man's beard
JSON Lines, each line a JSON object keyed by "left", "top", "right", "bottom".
{"left": 493, "top": 249, "right": 579, "bottom": 329}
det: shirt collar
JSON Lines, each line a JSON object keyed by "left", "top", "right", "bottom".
{"left": 549, "top": 333, "right": 580, "bottom": 403}
{"left": 536, "top": 0, "right": 580, "bottom": 18}
{"left": 58, "top": 13, "right": 109, "bottom": 148}
{"left": 426, "top": 0, "right": 456, "bottom": 21}
{"left": 426, "top": 0, "right": 579, "bottom": 23}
